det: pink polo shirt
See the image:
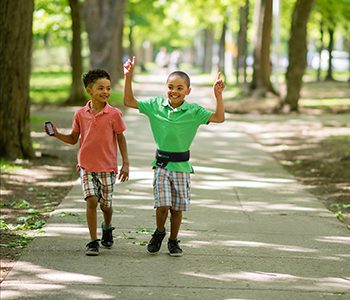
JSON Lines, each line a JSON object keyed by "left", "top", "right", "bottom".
{"left": 72, "top": 101, "right": 126, "bottom": 173}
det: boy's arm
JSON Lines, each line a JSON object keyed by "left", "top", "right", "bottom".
{"left": 46, "top": 123, "right": 79, "bottom": 145}
{"left": 117, "top": 133, "right": 129, "bottom": 182}
{"left": 208, "top": 72, "right": 225, "bottom": 123}
{"left": 123, "top": 56, "right": 138, "bottom": 109}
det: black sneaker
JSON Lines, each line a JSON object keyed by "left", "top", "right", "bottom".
{"left": 101, "top": 224, "right": 115, "bottom": 248}
{"left": 168, "top": 239, "right": 183, "bottom": 257}
{"left": 85, "top": 240, "right": 100, "bottom": 256}
{"left": 147, "top": 229, "right": 166, "bottom": 254}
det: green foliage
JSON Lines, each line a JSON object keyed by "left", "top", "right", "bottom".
{"left": 135, "top": 226, "right": 153, "bottom": 234}
{"left": 15, "top": 215, "right": 46, "bottom": 230}
{"left": 11, "top": 200, "right": 31, "bottom": 209}
{"left": 0, "top": 220, "right": 10, "bottom": 230}
{"left": 30, "top": 69, "right": 123, "bottom": 105}
{"left": 0, "top": 233, "right": 33, "bottom": 250}
{"left": 33, "top": 0, "right": 71, "bottom": 47}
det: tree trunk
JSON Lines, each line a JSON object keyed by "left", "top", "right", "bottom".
{"left": 236, "top": 0, "right": 249, "bottom": 84}
{"left": 66, "top": 0, "right": 86, "bottom": 105}
{"left": 83, "top": 0, "right": 125, "bottom": 85}
{"left": 325, "top": 28, "right": 334, "bottom": 81}
{"left": 348, "top": 38, "right": 350, "bottom": 82}
{"left": 218, "top": 21, "right": 226, "bottom": 76}
{"left": 128, "top": 24, "right": 134, "bottom": 57}
{"left": 316, "top": 20, "right": 324, "bottom": 81}
{"left": 203, "top": 28, "right": 214, "bottom": 73}
{"left": 250, "top": 0, "right": 277, "bottom": 97}
{"left": 0, "top": 0, "right": 35, "bottom": 159}
{"left": 283, "top": 0, "right": 314, "bottom": 112}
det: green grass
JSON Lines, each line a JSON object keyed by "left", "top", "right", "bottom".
{"left": 0, "top": 160, "right": 23, "bottom": 171}
{"left": 30, "top": 69, "right": 123, "bottom": 105}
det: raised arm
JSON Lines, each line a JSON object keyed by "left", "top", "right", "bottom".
{"left": 123, "top": 56, "right": 138, "bottom": 109}
{"left": 208, "top": 72, "right": 225, "bottom": 123}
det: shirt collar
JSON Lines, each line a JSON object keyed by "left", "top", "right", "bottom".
{"left": 85, "top": 100, "right": 111, "bottom": 114}
{"left": 162, "top": 98, "right": 189, "bottom": 111}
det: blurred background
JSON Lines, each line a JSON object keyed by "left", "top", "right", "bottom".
{"left": 0, "top": 0, "right": 349, "bottom": 158}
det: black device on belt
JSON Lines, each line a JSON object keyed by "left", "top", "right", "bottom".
{"left": 155, "top": 149, "right": 190, "bottom": 168}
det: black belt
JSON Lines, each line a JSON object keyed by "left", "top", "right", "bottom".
{"left": 155, "top": 149, "right": 190, "bottom": 168}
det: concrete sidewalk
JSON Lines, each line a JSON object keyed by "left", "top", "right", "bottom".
{"left": 1, "top": 78, "right": 349, "bottom": 299}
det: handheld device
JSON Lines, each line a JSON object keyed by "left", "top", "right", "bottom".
{"left": 45, "top": 121, "right": 55, "bottom": 136}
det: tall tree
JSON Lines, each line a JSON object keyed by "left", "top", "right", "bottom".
{"left": 283, "top": 0, "right": 314, "bottom": 112}
{"left": 218, "top": 20, "right": 227, "bottom": 76}
{"left": 0, "top": 0, "right": 35, "bottom": 159}
{"left": 203, "top": 28, "right": 214, "bottom": 73}
{"left": 250, "top": 0, "right": 277, "bottom": 96}
{"left": 325, "top": 28, "right": 335, "bottom": 81}
{"left": 83, "top": 0, "right": 125, "bottom": 85}
{"left": 316, "top": 20, "right": 324, "bottom": 81}
{"left": 66, "top": 0, "right": 86, "bottom": 105}
{"left": 236, "top": 0, "right": 250, "bottom": 84}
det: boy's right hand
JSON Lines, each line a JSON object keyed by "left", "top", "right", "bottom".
{"left": 123, "top": 56, "right": 135, "bottom": 77}
{"left": 44, "top": 122, "right": 58, "bottom": 137}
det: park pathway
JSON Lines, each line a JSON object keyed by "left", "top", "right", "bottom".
{"left": 1, "top": 72, "right": 349, "bottom": 299}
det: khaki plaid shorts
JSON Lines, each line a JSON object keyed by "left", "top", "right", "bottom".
{"left": 80, "top": 168, "right": 116, "bottom": 208}
{"left": 153, "top": 167, "right": 191, "bottom": 211}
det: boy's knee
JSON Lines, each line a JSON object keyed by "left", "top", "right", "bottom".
{"left": 100, "top": 204, "right": 112, "bottom": 212}
{"left": 86, "top": 196, "right": 98, "bottom": 209}
{"left": 157, "top": 206, "right": 170, "bottom": 214}
{"left": 170, "top": 209, "right": 182, "bottom": 216}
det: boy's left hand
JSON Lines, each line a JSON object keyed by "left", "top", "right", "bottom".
{"left": 118, "top": 163, "right": 129, "bottom": 182}
{"left": 123, "top": 56, "right": 135, "bottom": 77}
{"left": 213, "top": 72, "right": 225, "bottom": 95}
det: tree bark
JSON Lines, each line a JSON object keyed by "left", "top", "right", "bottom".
{"left": 218, "top": 21, "right": 227, "bottom": 76}
{"left": 316, "top": 20, "right": 324, "bottom": 81}
{"left": 0, "top": 0, "right": 35, "bottom": 159}
{"left": 250, "top": 0, "right": 277, "bottom": 97}
{"left": 203, "top": 28, "right": 214, "bottom": 73}
{"left": 66, "top": 0, "right": 86, "bottom": 105}
{"left": 83, "top": 0, "right": 125, "bottom": 85}
{"left": 283, "top": 0, "right": 314, "bottom": 112}
{"left": 236, "top": 0, "right": 249, "bottom": 84}
{"left": 325, "top": 28, "right": 334, "bottom": 81}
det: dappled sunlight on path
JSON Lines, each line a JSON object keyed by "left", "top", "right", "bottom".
{"left": 2, "top": 75, "right": 349, "bottom": 299}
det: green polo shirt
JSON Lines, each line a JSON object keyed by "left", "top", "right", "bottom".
{"left": 138, "top": 96, "right": 212, "bottom": 173}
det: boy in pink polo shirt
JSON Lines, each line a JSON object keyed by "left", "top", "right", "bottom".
{"left": 45, "top": 69, "right": 129, "bottom": 256}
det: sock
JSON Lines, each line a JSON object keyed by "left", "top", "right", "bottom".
{"left": 102, "top": 223, "right": 112, "bottom": 230}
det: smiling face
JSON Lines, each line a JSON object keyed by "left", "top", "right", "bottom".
{"left": 166, "top": 75, "right": 191, "bottom": 108}
{"left": 86, "top": 78, "right": 111, "bottom": 106}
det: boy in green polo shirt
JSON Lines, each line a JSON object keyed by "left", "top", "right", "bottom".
{"left": 123, "top": 56, "right": 224, "bottom": 256}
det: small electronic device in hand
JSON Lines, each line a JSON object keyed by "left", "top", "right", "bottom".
{"left": 45, "top": 121, "right": 55, "bottom": 136}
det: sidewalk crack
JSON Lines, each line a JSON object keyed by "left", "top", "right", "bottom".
{"left": 233, "top": 187, "right": 252, "bottom": 220}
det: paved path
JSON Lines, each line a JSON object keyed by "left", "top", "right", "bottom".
{"left": 1, "top": 74, "right": 349, "bottom": 299}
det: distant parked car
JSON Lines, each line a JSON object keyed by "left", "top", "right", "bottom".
{"left": 311, "top": 50, "right": 349, "bottom": 71}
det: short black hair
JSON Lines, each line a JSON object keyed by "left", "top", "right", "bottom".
{"left": 167, "top": 71, "right": 190, "bottom": 87}
{"left": 82, "top": 69, "right": 111, "bottom": 88}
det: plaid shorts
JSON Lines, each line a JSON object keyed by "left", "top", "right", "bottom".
{"left": 153, "top": 167, "right": 191, "bottom": 211}
{"left": 80, "top": 168, "right": 116, "bottom": 208}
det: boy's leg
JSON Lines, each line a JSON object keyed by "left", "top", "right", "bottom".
{"left": 100, "top": 205, "right": 113, "bottom": 228}
{"left": 86, "top": 195, "right": 99, "bottom": 241}
{"left": 100, "top": 205, "right": 114, "bottom": 248}
{"left": 169, "top": 209, "right": 182, "bottom": 240}
{"left": 156, "top": 206, "right": 170, "bottom": 231}
{"left": 166, "top": 171, "right": 189, "bottom": 257}
{"left": 168, "top": 209, "right": 183, "bottom": 256}
{"left": 98, "top": 171, "right": 116, "bottom": 248}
